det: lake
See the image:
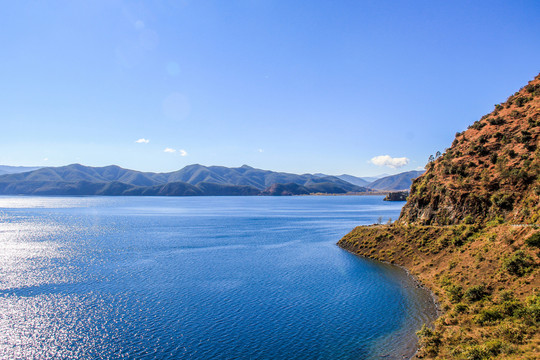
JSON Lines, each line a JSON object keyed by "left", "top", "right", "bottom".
{"left": 0, "top": 196, "right": 437, "bottom": 359}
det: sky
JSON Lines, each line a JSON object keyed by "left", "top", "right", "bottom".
{"left": 1, "top": 0, "right": 539, "bottom": 176}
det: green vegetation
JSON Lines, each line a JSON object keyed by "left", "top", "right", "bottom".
{"left": 501, "top": 251, "right": 534, "bottom": 276}
{"left": 464, "top": 284, "right": 489, "bottom": 302}
{"left": 525, "top": 232, "right": 540, "bottom": 248}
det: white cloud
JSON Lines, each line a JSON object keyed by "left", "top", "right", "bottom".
{"left": 370, "top": 155, "right": 410, "bottom": 168}
{"left": 179, "top": 149, "right": 187, "bottom": 156}
{"left": 164, "top": 148, "right": 176, "bottom": 153}
{"left": 257, "top": 149, "right": 264, "bottom": 153}
{"left": 135, "top": 138, "right": 150, "bottom": 144}
{"left": 43, "top": 158, "right": 48, "bottom": 161}
{"left": 134, "top": 20, "right": 145, "bottom": 29}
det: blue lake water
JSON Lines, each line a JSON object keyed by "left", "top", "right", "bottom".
{"left": 0, "top": 196, "right": 436, "bottom": 359}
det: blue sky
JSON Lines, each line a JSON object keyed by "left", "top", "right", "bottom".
{"left": 1, "top": 1, "right": 539, "bottom": 176}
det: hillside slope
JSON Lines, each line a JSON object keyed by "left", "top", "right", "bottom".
{"left": 401, "top": 79, "right": 539, "bottom": 225}
{"left": 338, "top": 74, "right": 540, "bottom": 359}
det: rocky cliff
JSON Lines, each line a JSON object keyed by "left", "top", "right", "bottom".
{"left": 400, "top": 74, "right": 540, "bottom": 225}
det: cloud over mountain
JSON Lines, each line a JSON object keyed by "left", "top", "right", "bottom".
{"left": 370, "top": 155, "right": 410, "bottom": 168}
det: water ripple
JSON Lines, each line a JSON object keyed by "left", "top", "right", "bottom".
{"left": 0, "top": 196, "right": 436, "bottom": 359}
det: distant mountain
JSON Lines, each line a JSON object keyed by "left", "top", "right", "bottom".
{"left": 359, "top": 176, "right": 382, "bottom": 183}
{"left": 335, "top": 174, "right": 371, "bottom": 187}
{"left": 314, "top": 173, "right": 375, "bottom": 187}
{"left": 0, "top": 165, "right": 42, "bottom": 175}
{"left": 0, "top": 164, "right": 369, "bottom": 196}
{"left": 169, "top": 164, "right": 364, "bottom": 191}
{"left": 366, "top": 170, "right": 425, "bottom": 191}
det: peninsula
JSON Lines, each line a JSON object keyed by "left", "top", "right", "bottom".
{"left": 339, "top": 74, "right": 540, "bottom": 358}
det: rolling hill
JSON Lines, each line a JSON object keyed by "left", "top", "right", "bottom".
{"left": 0, "top": 164, "right": 369, "bottom": 196}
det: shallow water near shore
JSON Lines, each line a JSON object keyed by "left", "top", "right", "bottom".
{"left": 0, "top": 195, "right": 437, "bottom": 359}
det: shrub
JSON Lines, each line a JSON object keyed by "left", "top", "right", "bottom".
{"left": 472, "top": 144, "right": 489, "bottom": 156}
{"left": 499, "top": 300, "right": 523, "bottom": 316}
{"left": 510, "top": 110, "right": 522, "bottom": 119}
{"left": 464, "top": 285, "right": 488, "bottom": 302}
{"left": 508, "top": 168, "right": 534, "bottom": 185}
{"left": 496, "top": 321, "right": 527, "bottom": 344}
{"left": 416, "top": 324, "right": 441, "bottom": 356}
{"left": 475, "top": 308, "right": 503, "bottom": 324}
{"left": 491, "top": 193, "right": 514, "bottom": 210}
{"left": 514, "top": 96, "right": 529, "bottom": 107}
{"left": 445, "top": 284, "right": 464, "bottom": 303}
{"left": 490, "top": 152, "right": 498, "bottom": 164}
{"left": 525, "top": 232, "right": 540, "bottom": 248}
{"left": 463, "top": 215, "right": 475, "bottom": 224}
{"left": 515, "top": 295, "right": 540, "bottom": 325}
{"left": 499, "top": 290, "right": 515, "bottom": 302}
{"left": 525, "top": 83, "right": 540, "bottom": 96}
{"left": 452, "top": 235, "right": 464, "bottom": 247}
{"left": 486, "top": 216, "right": 504, "bottom": 226}
{"left": 520, "top": 130, "right": 532, "bottom": 143}
{"left": 502, "top": 250, "right": 533, "bottom": 276}
{"left": 462, "top": 340, "right": 505, "bottom": 359}
{"left": 489, "top": 117, "right": 506, "bottom": 125}
{"left": 455, "top": 303, "right": 468, "bottom": 313}
{"left": 469, "top": 121, "right": 486, "bottom": 130}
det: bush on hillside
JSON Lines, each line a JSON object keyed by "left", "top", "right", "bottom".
{"left": 525, "top": 232, "right": 540, "bottom": 248}
{"left": 501, "top": 250, "right": 533, "bottom": 276}
{"left": 464, "top": 285, "right": 489, "bottom": 302}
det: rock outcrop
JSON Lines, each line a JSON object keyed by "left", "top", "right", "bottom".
{"left": 400, "top": 75, "right": 540, "bottom": 225}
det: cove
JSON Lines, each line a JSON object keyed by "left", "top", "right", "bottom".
{"left": 0, "top": 195, "right": 437, "bottom": 359}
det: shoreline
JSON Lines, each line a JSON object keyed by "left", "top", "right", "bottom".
{"left": 338, "top": 223, "right": 540, "bottom": 358}
{"left": 0, "top": 192, "right": 396, "bottom": 197}
{"left": 340, "top": 245, "right": 442, "bottom": 360}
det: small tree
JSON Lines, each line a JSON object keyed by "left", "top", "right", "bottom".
{"left": 435, "top": 151, "right": 441, "bottom": 159}
{"left": 377, "top": 216, "right": 382, "bottom": 224}
{"left": 428, "top": 155, "right": 435, "bottom": 163}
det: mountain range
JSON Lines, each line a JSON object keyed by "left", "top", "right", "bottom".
{"left": 0, "top": 164, "right": 422, "bottom": 196}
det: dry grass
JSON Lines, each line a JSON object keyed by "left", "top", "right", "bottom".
{"left": 338, "top": 224, "right": 540, "bottom": 359}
